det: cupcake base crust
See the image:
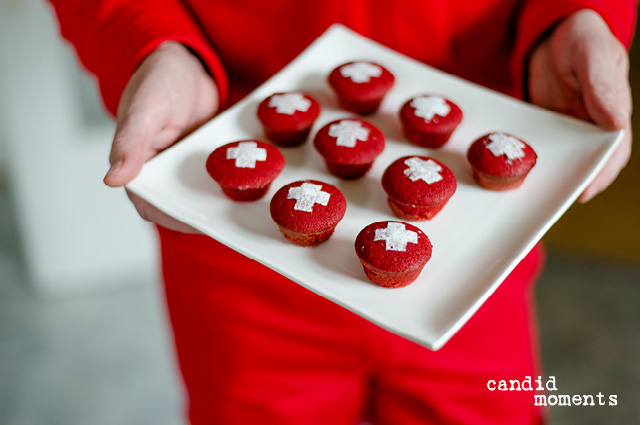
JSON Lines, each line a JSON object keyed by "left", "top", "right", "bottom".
{"left": 276, "top": 224, "right": 337, "bottom": 247}
{"left": 402, "top": 127, "right": 453, "bottom": 149}
{"left": 387, "top": 197, "right": 447, "bottom": 221}
{"left": 325, "top": 161, "right": 373, "bottom": 180}
{"left": 220, "top": 185, "right": 271, "bottom": 202}
{"left": 337, "top": 97, "right": 383, "bottom": 115}
{"left": 470, "top": 166, "right": 530, "bottom": 191}
{"left": 264, "top": 127, "right": 312, "bottom": 147}
{"left": 359, "top": 261, "right": 425, "bottom": 288}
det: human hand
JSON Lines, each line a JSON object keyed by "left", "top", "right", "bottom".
{"left": 104, "top": 41, "right": 219, "bottom": 232}
{"left": 528, "top": 9, "right": 632, "bottom": 202}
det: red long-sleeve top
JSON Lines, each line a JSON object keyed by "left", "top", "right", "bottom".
{"left": 49, "top": 0, "right": 636, "bottom": 116}
{"left": 45, "top": 3, "right": 637, "bottom": 379}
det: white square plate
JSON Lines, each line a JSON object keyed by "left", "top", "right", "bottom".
{"left": 127, "top": 25, "right": 622, "bottom": 350}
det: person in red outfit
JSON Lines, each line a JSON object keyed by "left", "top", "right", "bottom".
{"left": 49, "top": 1, "right": 635, "bottom": 424}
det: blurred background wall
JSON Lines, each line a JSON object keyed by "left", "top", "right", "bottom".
{"left": 0, "top": 1, "right": 638, "bottom": 424}
{"left": 545, "top": 120, "right": 640, "bottom": 261}
{"left": 0, "top": 0, "right": 157, "bottom": 295}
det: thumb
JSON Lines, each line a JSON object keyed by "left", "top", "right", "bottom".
{"left": 104, "top": 111, "right": 160, "bottom": 187}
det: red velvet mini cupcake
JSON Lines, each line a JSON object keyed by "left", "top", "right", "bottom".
{"left": 313, "top": 118, "right": 385, "bottom": 179}
{"left": 467, "top": 132, "right": 537, "bottom": 190}
{"left": 399, "top": 95, "right": 462, "bottom": 148}
{"left": 355, "top": 221, "right": 432, "bottom": 288}
{"left": 270, "top": 180, "right": 347, "bottom": 247}
{"left": 328, "top": 61, "right": 394, "bottom": 114}
{"left": 206, "top": 140, "right": 285, "bottom": 201}
{"left": 257, "top": 91, "right": 321, "bottom": 147}
{"left": 381, "top": 156, "right": 457, "bottom": 221}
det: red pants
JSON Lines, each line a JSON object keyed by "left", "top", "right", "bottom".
{"left": 159, "top": 227, "right": 545, "bottom": 424}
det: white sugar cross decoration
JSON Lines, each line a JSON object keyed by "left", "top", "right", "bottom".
{"left": 410, "top": 96, "right": 451, "bottom": 122}
{"left": 287, "top": 183, "right": 331, "bottom": 212}
{"left": 374, "top": 222, "right": 419, "bottom": 252}
{"left": 328, "top": 120, "right": 370, "bottom": 148}
{"left": 404, "top": 157, "right": 443, "bottom": 185}
{"left": 486, "top": 133, "right": 526, "bottom": 161}
{"left": 268, "top": 92, "right": 311, "bottom": 115}
{"left": 340, "top": 62, "right": 382, "bottom": 83}
{"left": 226, "top": 141, "right": 267, "bottom": 168}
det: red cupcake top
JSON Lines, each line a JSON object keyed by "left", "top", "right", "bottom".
{"left": 355, "top": 221, "right": 432, "bottom": 273}
{"left": 270, "top": 180, "right": 347, "bottom": 233}
{"left": 399, "top": 95, "right": 463, "bottom": 134}
{"left": 329, "top": 61, "right": 394, "bottom": 101}
{"left": 467, "top": 132, "right": 537, "bottom": 177}
{"left": 206, "top": 140, "right": 285, "bottom": 188}
{"left": 257, "top": 92, "right": 321, "bottom": 131}
{"left": 381, "top": 156, "right": 457, "bottom": 206}
{"left": 313, "top": 118, "right": 385, "bottom": 164}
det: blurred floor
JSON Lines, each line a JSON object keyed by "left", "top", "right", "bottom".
{"left": 1, "top": 187, "right": 640, "bottom": 424}
{"left": 0, "top": 189, "right": 183, "bottom": 425}
{"left": 535, "top": 250, "right": 640, "bottom": 424}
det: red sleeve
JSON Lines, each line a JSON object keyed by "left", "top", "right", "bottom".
{"left": 47, "top": 0, "right": 229, "bottom": 116}
{"left": 511, "top": 0, "right": 637, "bottom": 99}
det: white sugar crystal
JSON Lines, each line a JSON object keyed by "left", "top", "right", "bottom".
{"left": 403, "top": 157, "right": 443, "bottom": 185}
{"left": 268, "top": 92, "right": 311, "bottom": 115}
{"left": 410, "top": 96, "right": 451, "bottom": 122}
{"left": 339, "top": 62, "right": 382, "bottom": 83}
{"left": 226, "top": 141, "right": 267, "bottom": 168}
{"left": 328, "top": 120, "right": 370, "bottom": 148}
{"left": 486, "top": 133, "right": 526, "bottom": 161}
{"left": 287, "top": 183, "right": 331, "bottom": 212}
{"left": 374, "top": 222, "right": 419, "bottom": 252}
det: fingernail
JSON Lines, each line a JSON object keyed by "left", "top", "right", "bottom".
{"left": 613, "top": 111, "right": 627, "bottom": 128}
{"left": 104, "top": 160, "right": 123, "bottom": 180}
{"left": 578, "top": 186, "right": 597, "bottom": 204}
{"left": 604, "top": 102, "right": 626, "bottom": 128}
